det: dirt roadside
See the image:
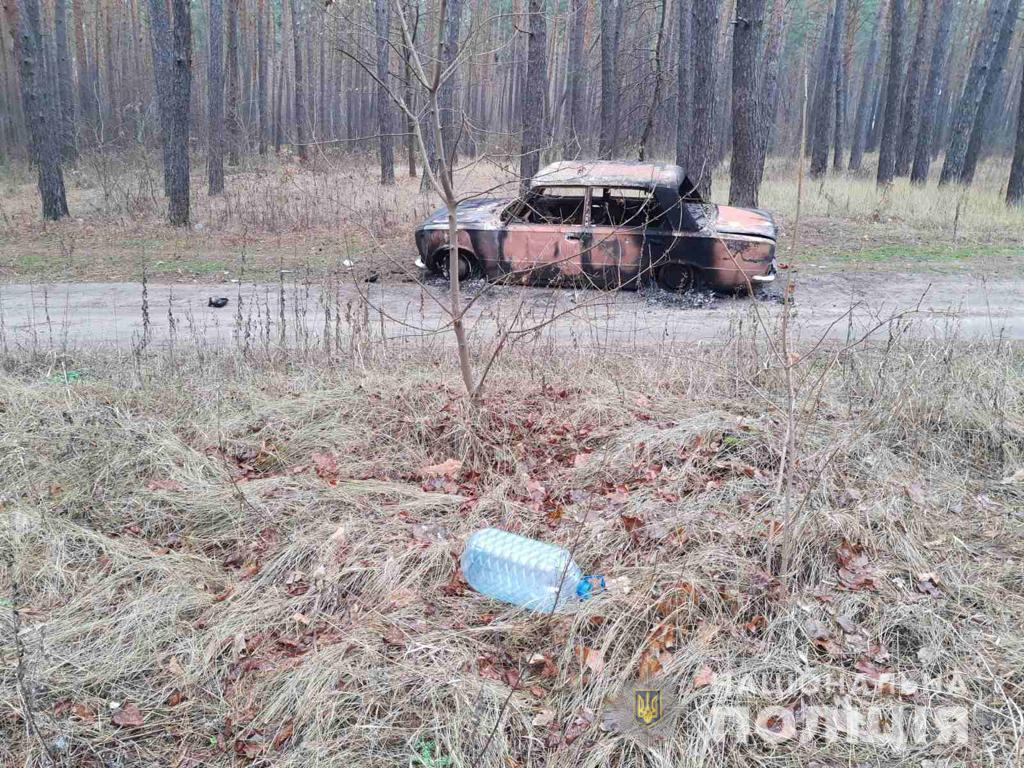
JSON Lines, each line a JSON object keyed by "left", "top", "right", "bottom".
{"left": 4, "top": 268, "right": 1023, "bottom": 351}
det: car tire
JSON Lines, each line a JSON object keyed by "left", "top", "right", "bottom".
{"left": 438, "top": 249, "right": 477, "bottom": 281}
{"left": 656, "top": 262, "right": 697, "bottom": 293}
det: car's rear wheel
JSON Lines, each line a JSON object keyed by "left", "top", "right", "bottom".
{"left": 438, "top": 249, "right": 478, "bottom": 281}
{"left": 656, "top": 262, "right": 697, "bottom": 292}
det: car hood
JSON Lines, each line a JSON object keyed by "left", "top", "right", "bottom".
{"left": 714, "top": 205, "right": 776, "bottom": 240}
{"left": 418, "top": 198, "right": 509, "bottom": 230}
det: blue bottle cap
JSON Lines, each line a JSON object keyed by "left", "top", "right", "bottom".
{"left": 576, "top": 575, "right": 605, "bottom": 599}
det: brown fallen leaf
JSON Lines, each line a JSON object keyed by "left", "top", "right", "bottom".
{"left": 146, "top": 478, "right": 183, "bottom": 492}
{"left": 271, "top": 719, "right": 295, "bottom": 750}
{"left": 312, "top": 451, "right": 338, "bottom": 482}
{"left": 418, "top": 458, "right": 462, "bottom": 479}
{"left": 637, "top": 650, "right": 663, "bottom": 680}
{"left": 577, "top": 646, "right": 604, "bottom": 675}
{"left": 836, "top": 614, "right": 860, "bottom": 635}
{"left": 111, "top": 702, "right": 144, "bottom": 728}
{"left": 532, "top": 707, "right": 557, "bottom": 727}
{"left": 915, "top": 573, "right": 943, "bottom": 598}
{"left": 692, "top": 665, "right": 717, "bottom": 689}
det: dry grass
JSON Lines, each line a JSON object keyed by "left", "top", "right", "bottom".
{"left": 1, "top": 322, "right": 1022, "bottom": 766}
{"left": 1, "top": 149, "right": 1021, "bottom": 283}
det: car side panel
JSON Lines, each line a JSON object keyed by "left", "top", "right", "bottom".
{"left": 417, "top": 223, "right": 774, "bottom": 291}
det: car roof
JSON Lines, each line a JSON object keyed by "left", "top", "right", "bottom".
{"left": 530, "top": 161, "right": 687, "bottom": 190}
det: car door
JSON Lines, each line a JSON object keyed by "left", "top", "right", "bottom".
{"left": 583, "top": 186, "right": 672, "bottom": 289}
{"left": 498, "top": 186, "right": 588, "bottom": 285}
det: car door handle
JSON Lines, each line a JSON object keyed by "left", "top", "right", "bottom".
{"left": 564, "top": 232, "right": 583, "bottom": 241}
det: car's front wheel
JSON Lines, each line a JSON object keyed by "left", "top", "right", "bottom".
{"left": 656, "top": 262, "right": 697, "bottom": 292}
{"left": 437, "top": 249, "right": 478, "bottom": 281}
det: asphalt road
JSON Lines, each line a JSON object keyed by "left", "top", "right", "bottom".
{"left": 2, "top": 269, "right": 1023, "bottom": 353}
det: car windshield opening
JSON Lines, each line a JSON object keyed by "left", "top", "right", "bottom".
{"left": 506, "top": 186, "right": 587, "bottom": 225}
{"left": 589, "top": 187, "right": 666, "bottom": 227}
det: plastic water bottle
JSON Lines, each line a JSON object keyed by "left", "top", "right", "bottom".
{"left": 461, "top": 528, "right": 600, "bottom": 613}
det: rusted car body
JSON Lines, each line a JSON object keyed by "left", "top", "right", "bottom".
{"left": 414, "top": 161, "right": 777, "bottom": 292}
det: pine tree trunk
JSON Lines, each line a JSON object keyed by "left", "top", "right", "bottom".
{"left": 910, "top": 0, "right": 953, "bottom": 183}
{"left": 728, "top": 0, "right": 764, "bottom": 206}
{"left": 290, "top": 0, "right": 308, "bottom": 161}
{"left": 53, "top": 0, "right": 76, "bottom": 159}
{"left": 208, "top": 0, "right": 225, "bottom": 194}
{"left": 894, "top": 0, "right": 931, "bottom": 177}
{"left": 811, "top": 0, "right": 844, "bottom": 178}
{"left": 71, "top": 0, "right": 92, "bottom": 131}
{"left": 519, "top": 0, "right": 547, "bottom": 189}
{"left": 675, "top": 0, "right": 691, "bottom": 169}
{"left": 438, "top": 0, "right": 463, "bottom": 166}
{"left": 807, "top": 5, "right": 833, "bottom": 161}
{"left": 939, "top": 0, "right": 1011, "bottom": 185}
{"left": 1007, "top": 54, "right": 1024, "bottom": 204}
{"left": 598, "top": 0, "right": 619, "bottom": 158}
{"left": 831, "top": 8, "right": 847, "bottom": 171}
{"left": 147, "top": 0, "right": 173, "bottom": 194}
{"left": 226, "top": 0, "right": 240, "bottom": 165}
{"left": 876, "top": 0, "right": 903, "bottom": 186}
{"left": 752, "top": 0, "right": 784, "bottom": 191}
{"left": 256, "top": 0, "right": 267, "bottom": 154}
{"left": 375, "top": 0, "right": 394, "bottom": 185}
{"left": 638, "top": 0, "right": 668, "bottom": 160}
{"left": 961, "top": 0, "right": 1019, "bottom": 184}
{"left": 13, "top": 0, "right": 69, "bottom": 219}
{"left": 166, "top": 0, "right": 192, "bottom": 225}
{"left": 690, "top": 0, "right": 719, "bottom": 198}
{"left": 402, "top": 3, "right": 417, "bottom": 177}
{"left": 563, "top": 0, "right": 585, "bottom": 156}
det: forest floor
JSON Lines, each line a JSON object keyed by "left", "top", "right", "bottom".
{"left": 2, "top": 336, "right": 1022, "bottom": 767}
{"left": 0, "top": 152, "right": 1021, "bottom": 284}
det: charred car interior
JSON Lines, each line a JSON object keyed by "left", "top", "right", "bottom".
{"left": 415, "top": 161, "right": 777, "bottom": 292}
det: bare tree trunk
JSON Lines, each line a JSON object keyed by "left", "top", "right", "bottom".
{"left": 375, "top": 0, "right": 395, "bottom": 184}
{"left": 876, "top": 0, "right": 903, "bottom": 186}
{"left": 807, "top": 5, "right": 833, "bottom": 160}
{"left": 675, "top": 0, "right": 691, "bottom": 168}
{"left": 894, "top": 0, "right": 931, "bottom": 177}
{"left": 691, "top": 0, "right": 719, "bottom": 197}
{"left": 53, "top": 0, "right": 76, "bottom": 159}
{"left": 911, "top": 0, "right": 953, "bottom": 183}
{"left": 1008, "top": 54, "right": 1024, "bottom": 204}
{"left": 811, "top": 0, "right": 844, "bottom": 178}
{"left": 11, "top": 0, "right": 69, "bottom": 219}
{"left": 225, "top": 0, "right": 240, "bottom": 164}
{"left": 752, "top": 0, "right": 784, "bottom": 191}
{"left": 831, "top": 6, "right": 847, "bottom": 171}
{"left": 961, "top": 0, "right": 1019, "bottom": 184}
{"left": 208, "top": 0, "right": 225, "bottom": 194}
{"left": 598, "top": 0, "right": 618, "bottom": 157}
{"left": 728, "top": 0, "right": 765, "bottom": 206}
{"left": 519, "top": 0, "right": 548, "bottom": 188}
{"left": 256, "top": 0, "right": 267, "bottom": 154}
{"left": 563, "top": 0, "right": 585, "bottom": 156}
{"left": 940, "top": 0, "right": 1011, "bottom": 185}
{"left": 637, "top": 0, "right": 668, "bottom": 160}
{"left": 166, "top": 0, "right": 192, "bottom": 225}
{"left": 403, "top": 2, "right": 418, "bottom": 176}
{"left": 71, "top": 0, "right": 92, "bottom": 132}
{"left": 289, "top": 0, "right": 307, "bottom": 161}
{"left": 438, "top": 0, "right": 463, "bottom": 166}
{"left": 848, "top": 0, "right": 885, "bottom": 170}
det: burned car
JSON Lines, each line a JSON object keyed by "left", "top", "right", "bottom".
{"left": 414, "top": 161, "right": 777, "bottom": 292}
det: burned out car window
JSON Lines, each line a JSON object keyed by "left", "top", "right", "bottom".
{"left": 589, "top": 187, "right": 667, "bottom": 228}
{"left": 504, "top": 185, "right": 587, "bottom": 226}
